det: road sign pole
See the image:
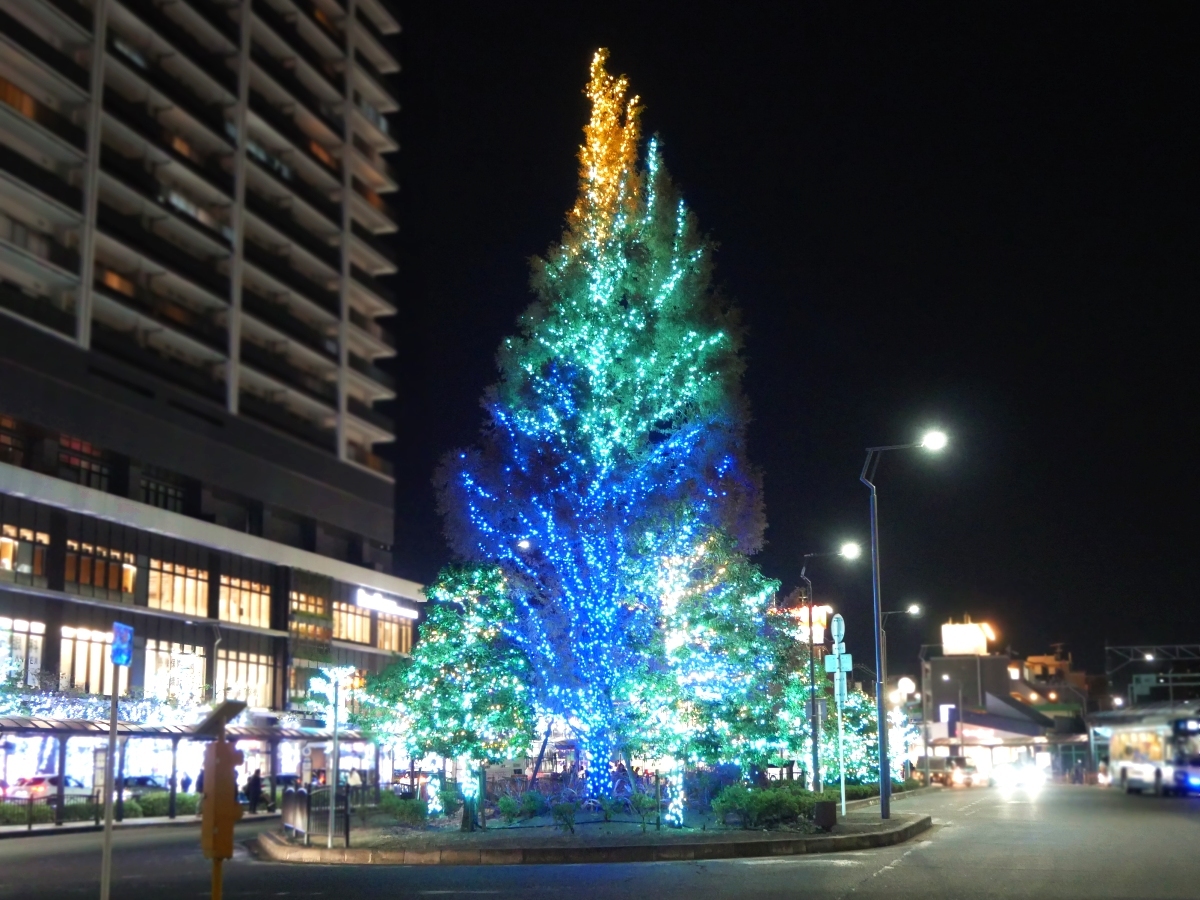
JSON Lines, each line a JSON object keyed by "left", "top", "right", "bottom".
{"left": 99, "top": 673, "right": 118, "bottom": 900}
{"left": 99, "top": 622, "right": 133, "bottom": 900}
{"left": 837, "top": 684, "right": 846, "bottom": 816}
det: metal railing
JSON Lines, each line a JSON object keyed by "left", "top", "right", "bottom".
{"left": 0, "top": 792, "right": 101, "bottom": 831}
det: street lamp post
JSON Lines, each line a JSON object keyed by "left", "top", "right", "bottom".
{"left": 799, "top": 541, "right": 860, "bottom": 792}
{"left": 860, "top": 430, "right": 946, "bottom": 819}
{"left": 880, "top": 604, "right": 922, "bottom": 701}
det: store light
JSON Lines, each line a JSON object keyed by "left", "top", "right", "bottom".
{"left": 356, "top": 588, "right": 419, "bottom": 619}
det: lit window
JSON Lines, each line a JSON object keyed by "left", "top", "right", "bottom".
{"left": 58, "top": 435, "right": 109, "bottom": 491}
{"left": 58, "top": 626, "right": 128, "bottom": 696}
{"left": 215, "top": 648, "right": 274, "bottom": 708}
{"left": 0, "top": 524, "right": 50, "bottom": 587}
{"left": 145, "top": 639, "right": 205, "bottom": 705}
{"left": 289, "top": 592, "right": 331, "bottom": 643}
{"left": 147, "top": 559, "right": 209, "bottom": 617}
{"left": 375, "top": 613, "right": 412, "bottom": 654}
{"left": 219, "top": 575, "right": 271, "bottom": 628}
{"left": 0, "top": 617, "right": 45, "bottom": 687}
{"left": 332, "top": 601, "right": 369, "bottom": 644}
{"left": 65, "top": 540, "right": 136, "bottom": 600}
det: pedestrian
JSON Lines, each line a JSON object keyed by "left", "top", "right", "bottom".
{"left": 247, "top": 768, "right": 263, "bottom": 814}
{"left": 181, "top": 772, "right": 192, "bottom": 794}
{"left": 195, "top": 769, "right": 204, "bottom": 816}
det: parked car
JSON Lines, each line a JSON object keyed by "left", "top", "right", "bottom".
{"left": 914, "top": 756, "right": 979, "bottom": 786}
{"left": 122, "top": 775, "right": 169, "bottom": 797}
{"left": 8, "top": 775, "right": 91, "bottom": 802}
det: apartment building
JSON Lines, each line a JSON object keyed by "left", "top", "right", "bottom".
{"left": 0, "top": 0, "right": 416, "bottom": 713}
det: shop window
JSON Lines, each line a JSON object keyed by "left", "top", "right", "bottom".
{"left": 0, "top": 524, "right": 50, "bottom": 587}
{"left": 376, "top": 614, "right": 412, "bottom": 655}
{"left": 215, "top": 648, "right": 274, "bottom": 709}
{"left": 148, "top": 559, "right": 209, "bottom": 617}
{"left": 65, "top": 540, "right": 136, "bottom": 601}
{"left": 219, "top": 575, "right": 271, "bottom": 629}
{"left": 144, "top": 639, "right": 205, "bottom": 705}
{"left": 58, "top": 626, "right": 129, "bottom": 696}
{"left": 58, "top": 435, "right": 109, "bottom": 491}
{"left": 288, "top": 659, "right": 321, "bottom": 701}
{"left": 332, "top": 601, "right": 369, "bottom": 644}
{"left": 0, "top": 415, "right": 25, "bottom": 467}
{"left": 289, "top": 591, "right": 331, "bottom": 643}
{"left": 0, "top": 617, "right": 44, "bottom": 687}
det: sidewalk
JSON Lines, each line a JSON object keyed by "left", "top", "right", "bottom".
{"left": 0, "top": 809, "right": 279, "bottom": 839}
{"left": 256, "top": 808, "right": 932, "bottom": 866}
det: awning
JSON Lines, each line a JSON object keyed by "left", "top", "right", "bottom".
{"left": 0, "top": 716, "right": 367, "bottom": 742}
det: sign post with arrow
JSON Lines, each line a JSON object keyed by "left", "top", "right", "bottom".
{"left": 825, "top": 614, "right": 852, "bottom": 815}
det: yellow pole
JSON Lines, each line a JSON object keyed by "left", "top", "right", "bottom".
{"left": 211, "top": 857, "right": 223, "bottom": 900}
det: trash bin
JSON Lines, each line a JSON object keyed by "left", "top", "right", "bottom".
{"left": 813, "top": 800, "right": 837, "bottom": 831}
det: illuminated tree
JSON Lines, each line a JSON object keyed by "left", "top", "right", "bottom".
{"left": 356, "top": 566, "right": 537, "bottom": 763}
{"left": 364, "top": 51, "right": 782, "bottom": 786}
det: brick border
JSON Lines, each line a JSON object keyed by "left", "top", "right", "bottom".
{"left": 255, "top": 813, "right": 932, "bottom": 866}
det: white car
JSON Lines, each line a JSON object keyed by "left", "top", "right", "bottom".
{"left": 8, "top": 775, "right": 92, "bottom": 802}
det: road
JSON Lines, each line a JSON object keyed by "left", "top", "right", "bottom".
{"left": 3, "top": 785, "right": 1199, "bottom": 899}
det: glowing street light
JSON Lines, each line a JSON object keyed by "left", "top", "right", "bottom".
{"left": 799, "top": 543, "right": 862, "bottom": 791}
{"left": 921, "top": 430, "right": 948, "bottom": 451}
{"left": 861, "top": 429, "right": 950, "bottom": 819}
{"left": 906, "top": 603, "right": 922, "bottom": 616}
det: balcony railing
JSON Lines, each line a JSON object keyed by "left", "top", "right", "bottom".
{"left": 347, "top": 443, "right": 393, "bottom": 478}
{"left": 350, "top": 220, "right": 396, "bottom": 266}
{"left": 348, "top": 305, "right": 394, "bottom": 348}
{"left": 0, "top": 76, "right": 85, "bottom": 149}
{"left": 116, "top": 0, "right": 237, "bottom": 93}
{"left": 91, "top": 319, "right": 226, "bottom": 403}
{"left": 103, "top": 91, "right": 233, "bottom": 196}
{"left": 249, "top": 91, "right": 340, "bottom": 179}
{"left": 0, "top": 7, "right": 88, "bottom": 89}
{"left": 347, "top": 396, "right": 392, "bottom": 432}
{"left": 243, "top": 240, "right": 338, "bottom": 316}
{"left": 95, "top": 279, "right": 227, "bottom": 354}
{"left": 351, "top": 177, "right": 396, "bottom": 223}
{"left": 240, "top": 340, "right": 336, "bottom": 405}
{"left": 102, "top": 148, "right": 232, "bottom": 249}
{"left": 0, "top": 280, "right": 75, "bottom": 336}
{"left": 247, "top": 155, "right": 339, "bottom": 226}
{"left": 252, "top": 0, "right": 343, "bottom": 92}
{"left": 349, "top": 264, "right": 395, "bottom": 306}
{"left": 97, "top": 204, "right": 229, "bottom": 299}
{"left": 45, "top": 0, "right": 92, "bottom": 30}
{"left": 348, "top": 353, "right": 394, "bottom": 390}
{"left": 244, "top": 189, "right": 338, "bottom": 269}
{"left": 180, "top": 0, "right": 237, "bottom": 41}
{"left": 108, "top": 36, "right": 229, "bottom": 138}
{"left": 241, "top": 290, "right": 336, "bottom": 360}
{"left": 239, "top": 390, "right": 336, "bottom": 452}
{"left": 0, "top": 143, "right": 81, "bottom": 210}
{"left": 250, "top": 44, "right": 342, "bottom": 139}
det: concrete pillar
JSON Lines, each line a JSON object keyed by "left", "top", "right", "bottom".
{"left": 168, "top": 737, "right": 179, "bottom": 819}
{"left": 54, "top": 736, "right": 68, "bottom": 825}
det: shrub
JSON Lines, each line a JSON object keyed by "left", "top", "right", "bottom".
{"left": 137, "top": 792, "right": 171, "bottom": 817}
{"left": 0, "top": 801, "right": 54, "bottom": 826}
{"left": 711, "top": 783, "right": 753, "bottom": 828}
{"left": 748, "top": 789, "right": 800, "bottom": 827}
{"left": 519, "top": 790, "right": 547, "bottom": 819}
{"left": 379, "top": 791, "right": 427, "bottom": 825}
{"left": 629, "top": 791, "right": 659, "bottom": 832}
{"left": 120, "top": 798, "right": 144, "bottom": 819}
{"left": 497, "top": 795, "right": 520, "bottom": 824}
{"left": 437, "top": 788, "right": 462, "bottom": 817}
{"left": 551, "top": 801, "right": 578, "bottom": 834}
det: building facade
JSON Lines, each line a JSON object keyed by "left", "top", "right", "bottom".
{"left": 0, "top": 0, "right": 412, "bottom": 716}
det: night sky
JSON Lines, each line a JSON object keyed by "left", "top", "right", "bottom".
{"left": 386, "top": 3, "right": 1197, "bottom": 677}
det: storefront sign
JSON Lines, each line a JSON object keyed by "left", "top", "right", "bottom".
{"left": 355, "top": 588, "right": 419, "bottom": 619}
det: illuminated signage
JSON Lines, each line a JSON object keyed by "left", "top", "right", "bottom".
{"left": 355, "top": 588, "right": 419, "bottom": 619}
{"left": 941, "top": 622, "right": 994, "bottom": 656}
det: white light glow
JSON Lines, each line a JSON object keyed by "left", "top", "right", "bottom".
{"left": 517, "top": 540, "right": 531, "bottom": 550}
{"left": 921, "top": 430, "right": 948, "bottom": 451}
{"left": 942, "top": 673, "right": 951, "bottom": 682}
{"left": 1144, "top": 653, "right": 1155, "bottom": 661}
{"left": 356, "top": 588, "right": 419, "bottom": 619}
{"left": 897, "top": 676, "right": 916, "bottom": 694}
{"left": 839, "top": 541, "right": 862, "bottom": 560}
{"left": 906, "top": 603, "right": 921, "bottom": 615}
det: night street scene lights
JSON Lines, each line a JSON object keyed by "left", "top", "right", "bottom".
{"left": 860, "top": 429, "right": 949, "bottom": 818}
{"left": 800, "top": 542, "right": 862, "bottom": 790}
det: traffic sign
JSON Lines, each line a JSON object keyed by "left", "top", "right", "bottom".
{"left": 831, "top": 614, "right": 845, "bottom": 643}
{"left": 825, "top": 652, "right": 853, "bottom": 673}
{"left": 110, "top": 623, "right": 133, "bottom": 667}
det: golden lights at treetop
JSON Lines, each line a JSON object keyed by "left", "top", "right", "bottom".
{"left": 569, "top": 49, "right": 642, "bottom": 250}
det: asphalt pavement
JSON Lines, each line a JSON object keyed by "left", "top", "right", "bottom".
{"left": 3, "top": 785, "right": 1199, "bottom": 899}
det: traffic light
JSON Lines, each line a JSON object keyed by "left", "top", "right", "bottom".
{"left": 201, "top": 740, "right": 244, "bottom": 860}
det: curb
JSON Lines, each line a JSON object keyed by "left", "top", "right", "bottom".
{"left": 254, "top": 814, "right": 933, "bottom": 866}
{"left": 843, "top": 785, "right": 942, "bottom": 811}
{"left": 0, "top": 811, "right": 279, "bottom": 841}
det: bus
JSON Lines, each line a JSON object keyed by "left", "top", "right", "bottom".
{"left": 1109, "top": 715, "right": 1200, "bottom": 796}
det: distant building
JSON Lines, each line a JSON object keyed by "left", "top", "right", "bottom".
{"left": 919, "top": 618, "right": 1088, "bottom": 776}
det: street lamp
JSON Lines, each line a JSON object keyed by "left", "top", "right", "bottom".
{"left": 881, "top": 604, "right": 922, "bottom": 700}
{"left": 860, "top": 430, "right": 947, "bottom": 819}
{"left": 799, "top": 541, "right": 861, "bottom": 791}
